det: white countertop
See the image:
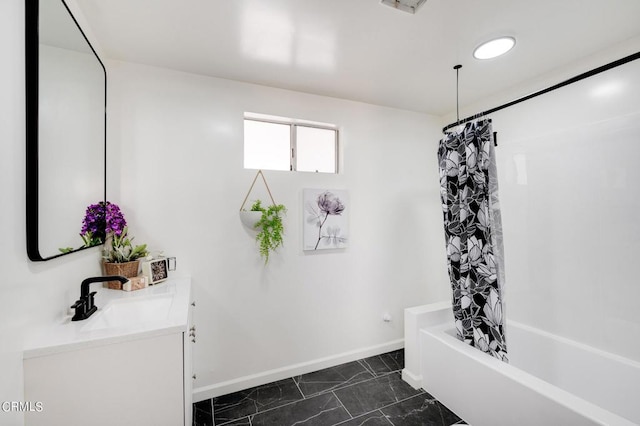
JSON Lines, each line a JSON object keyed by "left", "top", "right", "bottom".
{"left": 23, "top": 276, "right": 192, "bottom": 359}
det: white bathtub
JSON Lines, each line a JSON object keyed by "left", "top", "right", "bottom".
{"left": 402, "top": 303, "right": 640, "bottom": 426}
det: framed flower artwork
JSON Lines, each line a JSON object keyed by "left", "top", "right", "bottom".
{"left": 303, "top": 189, "right": 349, "bottom": 250}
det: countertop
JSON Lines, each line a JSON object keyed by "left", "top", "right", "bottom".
{"left": 23, "top": 276, "right": 192, "bottom": 359}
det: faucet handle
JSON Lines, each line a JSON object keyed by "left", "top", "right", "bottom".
{"left": 87, "top": 291, "right": 97, "bottom": 310}
{"left": 71, "top": 299, "right": 85, "bottom": 309}
{"left": 71, "top": 299, "right": 86, "bottom": 321}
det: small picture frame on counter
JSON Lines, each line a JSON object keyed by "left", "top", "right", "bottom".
{"left": 167, "top": 256, "right": 177, "bottom": 271}
{"left": 141, "top": 258, "right": 169, "bottom": 285}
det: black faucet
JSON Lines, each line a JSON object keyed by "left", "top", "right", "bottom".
{"left": 71, "top": 276, "right": 129, "bottom": 321}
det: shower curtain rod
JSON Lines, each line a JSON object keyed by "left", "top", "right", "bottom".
{"left": 442, "top": 50, "right": 640, "bottom": 133}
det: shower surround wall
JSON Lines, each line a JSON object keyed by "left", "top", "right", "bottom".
{"left": 107, "top": 61, "right": 449, "bottom": 400}
{"left": 471, "top": 49, "right": 640, "bottom": 363}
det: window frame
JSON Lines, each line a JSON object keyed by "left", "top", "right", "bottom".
{"left": 243, "top": 116, "right": 339, "bottom": 173}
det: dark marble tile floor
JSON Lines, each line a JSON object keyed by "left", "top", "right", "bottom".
{"left": 193, "top": 349, "right": 467, "bottom": 426}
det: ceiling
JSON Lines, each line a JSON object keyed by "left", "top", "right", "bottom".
{"left": 74, "top": 0, "right": 640, "bottom": 116}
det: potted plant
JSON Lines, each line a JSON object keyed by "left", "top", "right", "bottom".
{"left": 102, "top": 226, "right": 149, "bottom": 289}
{"left": 249, "top": 200, "right": 286, "bottom": 264}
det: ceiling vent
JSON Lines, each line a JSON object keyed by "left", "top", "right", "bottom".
{"left": 380, "top": 0, "right": 427, "bottom": 14}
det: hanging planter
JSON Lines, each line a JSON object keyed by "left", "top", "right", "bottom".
{"left": 239, "top": 170, "right": 286, "bottom": 263}
{"left": 239, "top": 210, "right": 262, "bottom": 229}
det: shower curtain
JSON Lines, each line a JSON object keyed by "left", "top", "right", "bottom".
{"left": 438, "top": 119, "right": 508, "bottom": 362}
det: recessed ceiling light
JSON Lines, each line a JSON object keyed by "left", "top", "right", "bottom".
{"left": 473, "top": 37, "right": 516, "bottom": 60}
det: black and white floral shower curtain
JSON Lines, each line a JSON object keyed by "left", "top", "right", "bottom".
{"left": 438, "top": 119, "right": 508, "bottom": 362}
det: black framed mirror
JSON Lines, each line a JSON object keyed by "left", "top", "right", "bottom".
{"left": 26, "top": 0, "right": 106, "bottom": 261}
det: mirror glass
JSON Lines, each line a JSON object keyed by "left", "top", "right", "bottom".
{"left": 26, "top": 0, "right": 106, "bottom": 261}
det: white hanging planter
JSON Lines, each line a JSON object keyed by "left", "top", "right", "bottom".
{"left": 239, "top": 211, "right": 262, "bottom": 230}
{"left": 238, "top": 171, "right": 286, "bottom": 264}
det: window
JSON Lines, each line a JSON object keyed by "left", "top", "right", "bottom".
{"left": 244, "top": 120, "right": 290, "bottom": 171}
{"left": 244, "top": 114, "right": 338, "bottom": 173}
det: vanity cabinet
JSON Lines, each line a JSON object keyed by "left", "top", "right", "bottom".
{"left": 25, "top": 333, "right": 184, "bottom": 425}
{"left": 23, "top": 277, "right": 193, "bottom": 426}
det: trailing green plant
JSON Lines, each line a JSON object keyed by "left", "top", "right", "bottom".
{"left": 250, "top": 200, "right": 286, "bottom": 263}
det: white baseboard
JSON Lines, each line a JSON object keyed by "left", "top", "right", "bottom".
{"left": 401, "top": 368, "right": 422, "bottom": 389}
{"left": 193, "top": 339, "right": 404, "bottom": 403}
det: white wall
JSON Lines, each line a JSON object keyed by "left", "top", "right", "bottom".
{"left": 0, "top": 2, "right": 110, "bottom": 425}
{"left": 107, "top": 61, "right": 449, "bottom": 398}
{"left": 458, "top": 43, "right": 640, "bottom": 362}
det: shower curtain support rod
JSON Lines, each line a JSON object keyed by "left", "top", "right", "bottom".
{"left": 454, "top": 64, "right": 462, "bottom": 123}
{"left": 442, "top": 50, "right": 640, "bottom": 133}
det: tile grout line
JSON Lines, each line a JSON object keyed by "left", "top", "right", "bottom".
{"left": 365, "top": 391, "right": 429, "bottom": 420}
{"left": 332, "top": 410, "right": 392, "bottom": 426}
{"left": 295, "top": 370, "right": 378, "bottom": 400}
{"left": 329, "top": 370, "right": 400, "bottom": 395}
{"left": 228, "top": 385, "right": 332, "bottom": 422}
{"left": 216, "top": 378, "right": 305, "bottom": 425}
{"left": 212, "top": 388, "right": 259, "bottom": 419}
{"left": 357, "top": 358, "right": 376, "bottom": 377}
{"left": 380, "top": 410, "right": 397, "bottom": 426}
{"left": 292, "top": 376, "right": 307, "bottom": 400}
{"left": 331, "top": 390, "right": 354, "bottom": 419}
{"left": 331, "top": 379, "right": 429, "bottom": 426}
{"left": 216, "top": 417, "right": 243, "bottom": 426}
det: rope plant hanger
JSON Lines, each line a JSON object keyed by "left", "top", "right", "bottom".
{"left": 239, "top": 170, "right": 286, "bottom": 264}
{"left": 239, "top": 170, "right": 277, "bottom": 211}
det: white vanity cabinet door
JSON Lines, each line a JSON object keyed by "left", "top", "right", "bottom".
{"left": 24, "top": 333, "right": 184, "bottom": 426}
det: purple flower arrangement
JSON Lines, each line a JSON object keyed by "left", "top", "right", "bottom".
{"left": 80, "top": 201, "right": 127, "bottom": 247}
{"left": 79, "top": 201, "right": 149, "bottom": 263}
{"left": 58, "top": 201, "right": 149, "bottom": 262}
